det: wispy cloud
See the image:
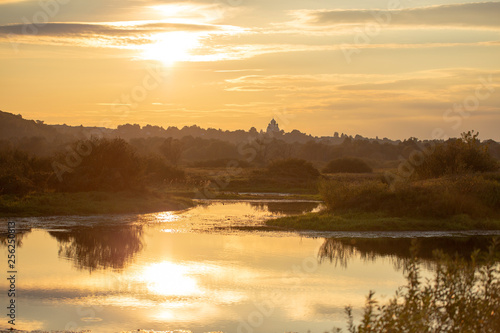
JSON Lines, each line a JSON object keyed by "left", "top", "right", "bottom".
{"left": 223, "top": 69, "right": 500, "bottom": 118}
{"left": 0, "top": 20, "right": 246, "bottom": 56}
{"left": 291, "top": 2, "right": 500, "bottom": 29}
{"left": 0, "top": 21, "right": 225, "bottom": 37}
{"left": 0, "top": 0, "right": 30, "bottom": 3}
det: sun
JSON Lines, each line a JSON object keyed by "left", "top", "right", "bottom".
{"left": 141, "top": 31, "right": 202, "bottom": 66}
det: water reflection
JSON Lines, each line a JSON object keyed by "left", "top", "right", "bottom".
{"left": 2, "top": 202, "right": 500, "bottom": 332}
{"left": 0, "top": 227, "right": 31, "bottom": 247}
{"left": 49, "top": 225, "right": 143, "bottom": 272}
{"left": 250, "top": 201, "right": 320, "bottom": 214}
{"left": 318, "top": 237, "right": 499, "bottom": 268}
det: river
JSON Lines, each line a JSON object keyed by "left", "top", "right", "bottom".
{"left": 1, "top": 200, "right": 499, "bottom": 333}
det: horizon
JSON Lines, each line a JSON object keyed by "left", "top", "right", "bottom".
{"left": 4, "top": 109, "right": 498, "bottom": 142}
{"left": 1, "top": 1, "right": 500, "bottom": 141}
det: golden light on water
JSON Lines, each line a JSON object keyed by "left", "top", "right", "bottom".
{"left": 154, "top": 211, "right": 180, "bottom": 223}
{"left": 141, "top": 261, "right": 201, "bottom": 297}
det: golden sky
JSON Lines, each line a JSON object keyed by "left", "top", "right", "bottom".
{"left": 0, "top": 0, "right": 499, "bottom": 140}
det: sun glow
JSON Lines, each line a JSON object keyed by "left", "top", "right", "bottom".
{"left": 141, "top": 31, "right": 202, "bottom": 65}
{"left": 140, "top": 261, "right": 201, "bottom": 297}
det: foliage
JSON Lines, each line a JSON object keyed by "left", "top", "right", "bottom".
{"left": 159, "top": 137, "right": 182, "bottom": 166}
{"left": 0, "top": 190, "right": 193, "bottom": 217}
{"left": 53, "top": 138, "right": 141, "bottom": 192}
{"left": 415, "top": 131, "right": 498, "bottom": 179}
{"left": 0, "top": 149, "right": 52, "bottom": 195}
{"left": 191, "top": 158, "right": 251, "bottom": 168}
{"left": 141, "top": 155, "right": 185, "bottom": 183}
{"left": 339, "top": 240, "right": 500, "bottom": 333}
{"left": 267, "top": 158, "right": 320, "bottom": 180}
{"left": 323, "top": 157, "right": 373, "bottom": 174}
{"left": 266, "top": 211, "right": 500, "bottom": 232}
{"left": 319, "top": 175, "right": 500, "bottom": 219}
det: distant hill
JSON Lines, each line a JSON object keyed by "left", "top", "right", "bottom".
{"left": 0, "top": 110, "right": 59, "bottom": 140}
{"left": 1, "top": 110, "right": 498, "bottom": 165}
{"left": 0, "top": 110, "right": 389, "bottom": 145}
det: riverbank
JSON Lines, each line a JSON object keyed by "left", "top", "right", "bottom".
{"left": 266, "top": 173, "right": 500, "bottom": 232}
{"left": 266, "top": 212, "right": 500, "bottom": 231}
{"left": 0, "top": 190, "right": 194, "bottom": 217}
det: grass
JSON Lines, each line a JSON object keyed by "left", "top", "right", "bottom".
{"left": 267, "top": 173, "right": 500, "bottom": 232}
{"left": 267, "top": 212, "right": 500, "bottom": 231}
{"left": 0, "top": 190, "right": 193, "bottom": 217}
{"left": 186, "top": 166, "right": 321, "bottom": 195}
{"left": 212, "top": 192, "right": 322, "bottom": 201}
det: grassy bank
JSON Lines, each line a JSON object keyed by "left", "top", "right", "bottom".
{"left": 267, "top": 173, "right": 500, "bottom": 231}
{"left": 267, "top": 212, "right": 500, "bottom": 231}
{"left": 0, "top": 190, "right": 193, "bottom": 217}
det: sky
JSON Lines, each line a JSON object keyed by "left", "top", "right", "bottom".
{"left": 0, "top": 0, "right": 499, "bottom": 140}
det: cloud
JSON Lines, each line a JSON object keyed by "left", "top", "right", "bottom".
{"left": 294, "top": 2, "right": 500, "bottom": 29}
{"left": 0, "top": 0, "right": 29, "bottom": 3}
{"left": 0, "top": 21, "right": 221, "bottom": 37}
{"left": 0, "top": 20, "right": 245, "bottom": 54}
{"left": 222, "top": 69, "right": 500, "bottom": 120}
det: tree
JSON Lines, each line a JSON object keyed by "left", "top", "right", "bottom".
{"left": 159, "top": 137, "right": 182, "bottom": 166}
{"left": 414, "top": 131, "right": 498, "bottom": 179}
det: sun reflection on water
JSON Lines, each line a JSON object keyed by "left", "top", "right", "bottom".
{"left": 154, "top": 211, "right": 180, "bottom": 223}
{"left": 140, "top": 261, "right": 201, "bottom": 297}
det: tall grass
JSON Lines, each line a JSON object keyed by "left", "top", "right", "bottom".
{"left": 319, "top": 175, "right": 500, "bottom": 219}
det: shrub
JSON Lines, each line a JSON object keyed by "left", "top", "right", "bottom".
{"left": 0, "top": 149, "right": 52, "bottom": 195}
{"left": 53, "top": 138, "right": 141, "bottom": 192}
{"left": 323, "top": 157, "right": 373, "bottom": 174}
{"left": 339, "top": 240, "right": 500, "bottom": 333}
{"left": 319, "top": 175, "right": 500, "bottom": 219}
{"left": 319, "top": 180, "right": 386, "bottom": 212}
{"left": 267, "top": 158, "right": 320, "bottom": 180}
{"left": 192, "top": 158, "right": 251, "bottom": 168}
{"left": 415, "top": 131, "right": 498, "bottom": 179}
{"left": 142, "top": 155, "right": 185, "bottom": 183}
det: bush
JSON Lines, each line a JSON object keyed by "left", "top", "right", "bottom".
{"left": 0, "top": 149, "right": 52, "bottom": 195}
{"left": 142, "top": 155, "right": 185, "bottom": 183}
{"left": 53, "top": 138, "right": 141, "bottom": 192}
{"left": 319, "top": 175, "right": 500, "bottom": 219}
{"left": 339, "top": 240, "right": 500, "bottom": 333}
{"left": 267, "top": 158, "right": 320, "bottom": 180}
{"left": 415, "top": 131, "right": 498, "bottom": 179}
{"left": 192, "top": 158, "right": 251, "bottom": 168}
{"left": 323, "top": 157, "right": 373, "bottom": 173}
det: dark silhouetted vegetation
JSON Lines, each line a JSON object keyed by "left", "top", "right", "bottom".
{"left": 323, "top": 157, "right": 372, "bottom": 174}
{"left": 141, "top": 155, "right": 185, "bottom": 184}
{"left": 0, "top": 149, "right": 52, "bottom": 196}
{"left": 415, "top": 131, "right": 498, "bottom": 179}
{"left": 267, "top": 158, "right": 320, "bottom": 180}
{"left": 1, "top": 109, "right": 500, "bottom": 221}
{"left": 191, "top": 158, "right": 251, "bottom": 168}
{"left": 53, "top": 138, "right": 142, "bottom": 192}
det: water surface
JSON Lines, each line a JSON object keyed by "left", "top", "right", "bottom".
{"left": 1, "top": 201, "right": 498, "bottom": 333}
